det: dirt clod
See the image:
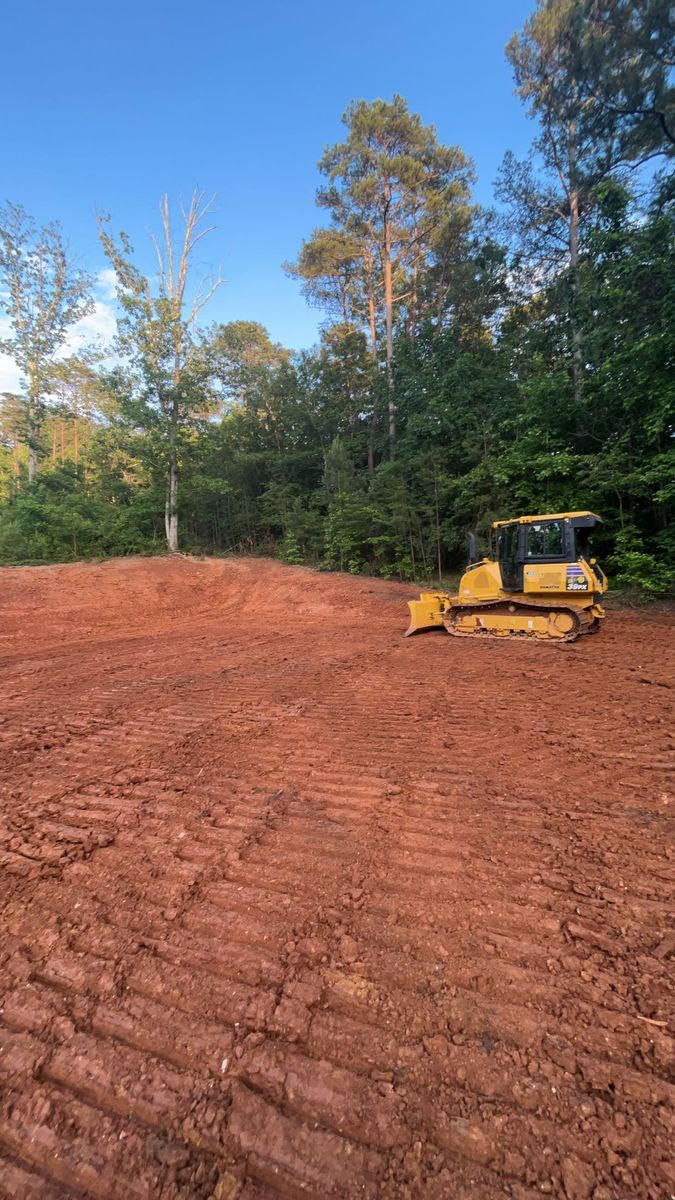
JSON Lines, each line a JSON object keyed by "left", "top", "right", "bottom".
{"left": 562, "top": 1156, "right": 596, "bottom": 1200}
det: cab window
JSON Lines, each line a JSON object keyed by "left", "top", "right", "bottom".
{"left": 499, "top": 523, "right": 518, "bottom": 564}
{"left": 526, "top": 521, "right": 563, "bottom": 558}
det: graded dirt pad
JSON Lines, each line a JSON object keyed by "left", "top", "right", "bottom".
{"left": 0, "top": 556, "right": 673, "bottom": 1200}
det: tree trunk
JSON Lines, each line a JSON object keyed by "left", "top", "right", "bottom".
{"left": 167, "top": 358, "right": 181, "bottom": 552}
{"left": 367, "top": 291, "right": 377, "bottom": 474}
{"left": 568, "top": 125, "right": 584, "bottom": 441}
{"left": 367, "top": 294, "right": 377, "bottom": 361}
{"left": 569, "top": 189, "right": 583, "bottom": 408}
{"left": 73, "top": 399, "right": 79, "bottom": 467}
{"left": 435, "top": 270, "right": 446, "bottom": 333}
{"left": 27, "top": 441, "right": 38, "bottom": 483}
{"left": 383, "top": 220, "right": 395, "bottom": 455}
{"left": 165, "top": 445, "right": 178, "bottom": 552}
{"left": 410, "top": 226, "right": 419, "bottom": 343}
{"left": 434, "top": 472, "right": 443, "bottom": 584}
{"left": 27, "top": 397, "right": 39, "bottom": 482}
{"left": 26, "top": 372, "right": 40, "bottom": 483}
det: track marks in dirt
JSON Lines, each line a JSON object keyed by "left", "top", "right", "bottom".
{"left": 0, "top": 557, "right": 674, "bottom": 1199}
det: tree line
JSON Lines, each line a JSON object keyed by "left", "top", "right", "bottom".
{"left": 1, "top": 0, "right": 673, "bottom": 591}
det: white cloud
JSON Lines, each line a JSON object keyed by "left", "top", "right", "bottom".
{"left": 97, "top": 268, "right": 118, "bottom": 302}
{"left": 0, "top": 313, "right": 21, "bottom": 394}
{"left": 66, "top": 298, "right": 118, "bottom": 357}
{"left": 0, "top": 351, "right": 22, "bottom": 395}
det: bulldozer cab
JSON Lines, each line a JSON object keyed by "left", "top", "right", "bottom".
{"left": 495, "top": 513, "right": 603, "bottom": 593}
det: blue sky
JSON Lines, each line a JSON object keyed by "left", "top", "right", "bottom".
{"left": 2, "top": 0, "right": 535, "bottom": 380}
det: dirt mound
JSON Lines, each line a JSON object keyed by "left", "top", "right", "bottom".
{"left": 0, "top": 555, "right": 673, "bottom": 1199}
{"left": 0, "top": 555, "right": 413, "bottom": 646}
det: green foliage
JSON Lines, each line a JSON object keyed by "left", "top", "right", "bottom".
{"left": 0, "top": 205, "right": 94, "bottom": 480}
{"left": 0, "top": 466, "right": 158, "bottom": 564}
{"left": 570, "top": 0, "right": 674, "bottom": 168}
{"left": 609, "top": 528, "right": 675, "bottom": 595}
{"left": 278, "top": 531, "right": 304, "bottom": 565}
{"left": 98, "top": 193, "right": 223, "bottom": 552}
{"left": 324, "top": 493, "right": 373, "bottom": 574}
{"left": 0, "top": 38, "right": 672, "bottom": 596}
{"left": 0, "top": 195, "right": 671, "bottom": 590}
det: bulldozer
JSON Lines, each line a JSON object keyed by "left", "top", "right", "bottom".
{"left": 405, "top": 512, "right": 608, "bottom": 643}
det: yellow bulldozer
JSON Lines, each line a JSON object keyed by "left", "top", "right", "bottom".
{"left": 406, "top": 511, "right": 608, "bottom": 643}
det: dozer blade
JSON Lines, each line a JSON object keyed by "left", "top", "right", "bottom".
{"left": 405, "top": 593, "right": 449, "bottom": 637}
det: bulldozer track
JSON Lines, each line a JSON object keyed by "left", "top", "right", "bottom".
{"left": 0, "top": 556, "right": 673, "bottom": 1199}
{"left": 445, "top": 598, "right": 593, "bottom": 642}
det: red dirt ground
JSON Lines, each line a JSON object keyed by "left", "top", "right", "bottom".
{"left": 0, "top": 555, "right": 673, "bottom": 1200}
